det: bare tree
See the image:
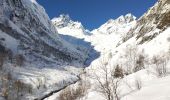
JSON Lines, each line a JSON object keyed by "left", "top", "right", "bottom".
{"left": 124, "top": 45, "right": 148, "bottom": 74}
{"left": 92, "top": 58, "right": 121, "bottom": 100}
{"left": 134, "top": 54, "right": 145, "bottom": 72}
{"left": 124, "top": 44, "right": 138, "bottom": 74}
{"left": 152, "top": 55, "right": 168, "bottom": 77}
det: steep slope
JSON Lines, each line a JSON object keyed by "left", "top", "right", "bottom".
{"left": 133, "top": 0, "right": 170, "bottom": 44}
{"left": 0, "top": 0, "right": 88, "bottom": 99}
{"left": 0, "top": 0, "right": 86, "bottom": 65}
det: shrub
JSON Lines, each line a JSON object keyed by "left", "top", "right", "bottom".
{"left": 15, "top": 54, "right": 25, "bottom": 67}
{"left": 113, "top": 65, "right": 124, "bottom": 78}
{"left": 152, "top": 56, "right": 168, "bottom": 77}
{"left": 0, "top": 53, "right": 6, "bottom": 68}
{"left": 0, "top": 45, "right": 7, "bottom": 68}
{"left": 58, "top": 80, "right": 89, "bottom": 100}
{"left": 7, "top": 49, "right": 13, "bottom": 63}
{"left": 58, "top": 87, "right": 72, "bottom": 100}
{"left": 1, "top": 87, "right": 8, "bottom": 99}
{"left": 134, "top": 54, "right": 145, "bottom": 72}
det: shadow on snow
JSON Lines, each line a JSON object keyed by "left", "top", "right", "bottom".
{"left": 59, "top": 34, "right": 100, "bottom": 67}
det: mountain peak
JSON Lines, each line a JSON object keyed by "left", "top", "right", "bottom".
{"left": 125, "top": 13, "right": 136, "bottom": 22}
{"left": 58, "top": 14, "right": 71, "bottom": 22}
{"left": 52, "top": 14, "right": 85, "bottom": 29}
{"left": 116, "top": 15, "right": 126, "bottom": 24}
{"left": 93, "top": 13, "right": 137, "bottom": 34}
{"left": 30, "top": 0, "right": 37, "bottom": 4}
{"left": 115, "top": 13, "right": 136, "bottom": 24}
{"left": 51, "top": 14, "right": 72, "bottom": 28}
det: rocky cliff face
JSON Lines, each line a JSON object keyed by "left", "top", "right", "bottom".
{"left": 132, "top": 0, "right": 170, "bottom": 44}
{"left": 0, "top": 0, "right": 86, "bottom": 66}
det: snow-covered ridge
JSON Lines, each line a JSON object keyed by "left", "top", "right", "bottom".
{"left": 52, "top": 14, "right": 91, "bottom": 39}
{"left": 30, "top": 0, "right": 37, "bottom": 4}
{"left": 52, "top": 14, "right": 85, "bottom": 31}
{"left": 92, "top": 13, "right": 136, "bottom": 35}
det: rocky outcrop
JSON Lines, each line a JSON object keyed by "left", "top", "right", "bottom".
{"left": 133, "top": 0, "right": 170, "bottom": 43}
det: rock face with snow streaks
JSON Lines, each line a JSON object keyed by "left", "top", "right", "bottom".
{"left": 0, "top": 0, "right": 87, "bottom": 65}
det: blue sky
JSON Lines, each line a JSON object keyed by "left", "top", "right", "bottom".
{"left": 37, "top": 0, "right": 157, "bottom": 30}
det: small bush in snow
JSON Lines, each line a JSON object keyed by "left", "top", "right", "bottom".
{"left": 113, "top": 65, "right": 124, "bottom": 78}
{"left": 7, "top": 49, "right": 13, "bottom": 63}
{"left": 0, "top": 45, "right": 7, "bottom": 68}
{"left": 1, "top": 88, "right": 8, "bottom": 99}
{"left": 0, "top": 73, "right": 12, "bottom": 100}
{"left": 134, "top": 54, "right": 145, "bottom": 72}
{"left": 152, "top": 56, "right": 168, "bottom": 77}
{"left": 0, "top": 53, "right": 6, "bottom": 68}
{"left": 14, "top": 54, "right": 25, "bottom": 67}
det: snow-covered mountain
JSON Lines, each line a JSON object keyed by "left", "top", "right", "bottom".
{"left": 52, "top": 13, "right": 137, "bottom": 53}
{"left": 0, "top": 0, "right": 88, "bottom": 99}
{"left": 0, "top": 0, "right": 87, "bottom": 65}
{"left": 52, "top": 14, "right": 91, "bottom": 39}
{"left": 87, "top": 14, "right": 136, "bottom": 54}
{"left": 1, "top": 0, "right": 170, "bottom": 100}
